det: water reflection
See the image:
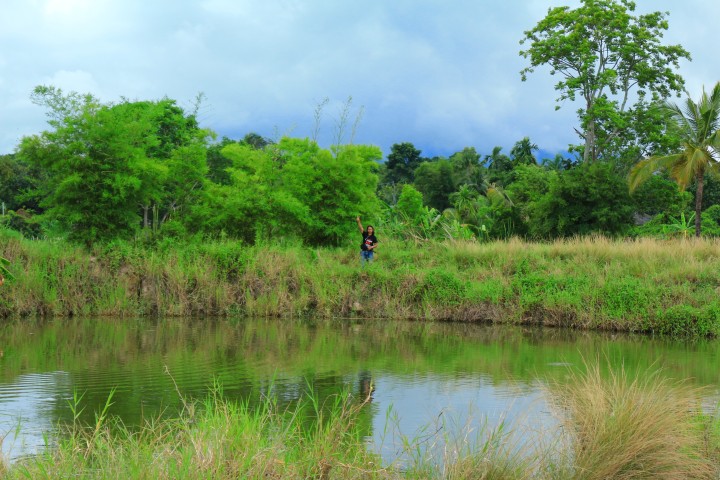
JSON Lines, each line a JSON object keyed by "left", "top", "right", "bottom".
{"left": 0, "top": 371, "right": 71, "bottom": 458}
{"left": 1, "top": 318, "right": 720, "bottom": 463}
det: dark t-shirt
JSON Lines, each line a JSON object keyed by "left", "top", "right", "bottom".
{"left": 361, "top": 232, "right": 378, "bottom": 251}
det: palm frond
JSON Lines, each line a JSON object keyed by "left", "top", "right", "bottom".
{"left": 628, "top": 153, "right": 682, "bottom": 192}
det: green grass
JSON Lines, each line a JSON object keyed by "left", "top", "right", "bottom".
{"left": 3, "top": 229, "right": 720, "bottom": 336}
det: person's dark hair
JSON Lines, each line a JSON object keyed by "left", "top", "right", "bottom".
{"left": 366, "top": 225, "right": 375, "bottom": 234}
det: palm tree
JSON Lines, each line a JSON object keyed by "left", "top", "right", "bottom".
{"left": 449, "top": 184, "right": 481, "bottom": 221}
{"left": 629, "top": 82, "right": 720, "bottom": 237}
{"left": 510, "top": 137, "right": 539, "bottom": 166}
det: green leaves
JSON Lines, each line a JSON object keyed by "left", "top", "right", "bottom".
{"left": 0, "top": 256, "right": 14, "bottom": 284}
{"left": 520, "top": 0, "right": 690, "bottom": 162}
{"left": 19, "top": 87, "right": 209, "bottom": 245}
{"left": 203, "top": 138, "right": 380, "bottom": 246}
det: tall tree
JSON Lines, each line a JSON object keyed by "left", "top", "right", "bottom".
{"left": 629, "top": 83, "right": 720, "bottom": 237}
{"left": 384, "top": 142, "right": 422, "bottom": 185}
{"left": 413, "top": 159, "right": 455, "bottom": 211}
{"left": 510, "top": 137, "right": 538, "bottom": 166}
{"left": 484, "top": 147, "right": 513, "bottom": 186}
{"left": 520, "top": 0, "right": 690, "bottom": 163}
{"left": 19, "top": 86, "right": 209, "bottom": 244}
{"left": 449, "top": 147, "right": 482, "bottom": 187}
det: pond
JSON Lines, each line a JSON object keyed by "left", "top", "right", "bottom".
{"left": 1, "top": 317, "right": 720, "bottom": 463}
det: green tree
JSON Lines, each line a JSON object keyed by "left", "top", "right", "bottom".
{"left": 384, "top": 142, "right": 423, "bottom": 185}
{"left": 396, "top": 184, "right": 425, "bottom": 224}
{"left": 520, "top": 0, "right": 690, "bottom": 163}
{"left": 510, "top": 137, "right": 538, "bottom": 166}
{"left": 19, "top": 86, "right": 209, "bottom": 244}
{"left": 199, "top": 142, "right": 306, "bottom": 242}
{"left": 449, "top": 184, "right": 481, "bottom": 222}
{"left": 630, "top": 174, "right": 689, "bottom": 218}
{"left": 413, "top": 159, "right": 455, "bottom": 211}
{"left": 449, "top": 147, "right": 482, "bottom": 186}
{"left": 206, "top": 137, "right": 239, "bottom": 186}
{"left": 529, "top": 162, "right": 634, "bottom": 238}
{"left": 629, "top": 82, "right": 720, "bottom": 237}
{"left": 542, "top": 153, "right": 573, "bottom": 171}
{"left": 484, "top": 147, "right": 513, "bottom": 186}
{"left": 206, "top": 138, "right": 380, "bottom": 245}
{"left": 0, "top": 154, "right": 46, "bottom": 213}
{"left": 282, "top": 140, "right": 381, "bottom": 245}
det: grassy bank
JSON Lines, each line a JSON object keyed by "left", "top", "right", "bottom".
{"left": 2, "top": 228, "right": 720, "bottom": 336}
{"left": 3, "top": 364, "right": 718, "bottom": 479}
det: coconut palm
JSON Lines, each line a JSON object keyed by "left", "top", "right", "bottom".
{"left": 629, "top": 82, "right": 720, "bottom": 237}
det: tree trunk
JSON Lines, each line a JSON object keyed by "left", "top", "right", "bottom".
{"left": 695, "top": 170, "right": 704, "bottom": 237}
{"left": 142, "top": 205, "right": 149, "bottom": 229}
{"left": 583, "top": 100, "right": 596, "bottom": 163}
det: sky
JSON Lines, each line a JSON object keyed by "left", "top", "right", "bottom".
{"left": 1, "top": 0, "right": 718, "bottom": 161}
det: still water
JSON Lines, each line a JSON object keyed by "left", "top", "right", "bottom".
{"left": 1, "top": 317, "right": 720, "bottom": 462}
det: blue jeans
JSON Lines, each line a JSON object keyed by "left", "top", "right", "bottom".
{"left": 361, "top": 250, "right": 374, "bottom": 266}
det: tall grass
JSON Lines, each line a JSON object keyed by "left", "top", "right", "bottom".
{"left": 546, "top": 362, "right": 718, "bottom": 479}
{"left": 4, "top": 364, "right": 720, "bottom": 479}
{"left": 2, "top": 229, "right": 720, "bottom": 336}
{"left": 7, "top": 385, "right": 387, "bottom": 480}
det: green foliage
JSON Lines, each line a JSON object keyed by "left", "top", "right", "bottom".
{"left": 19, "top": 86, "right": 210, "bottom": 245}
{"left": 449, "top": 146, "right": 482, "bottom": 186}
{"left": 509, "top": 137, "right": 538, "bottom": 166}
{"left": 629, "top": 82, "right": 720, "bottom": 236}
{"left": 653, "top": 303, "right": 720, "bottom": 337}
{"left": 414, "top": 268, "right": 467, "bottom": 305}
{"left": 395, "top": 184, "right": 425, "bottom": 223}
{"left": 384, "top": 141, "right": 423, "bottom": 184}
{"left": 520, "top": 0, "right": 690, "bottom": 162}
{"left": 630, "top": 174, "right": 689, "bottom": 217}
{"left": 282, "top": 140, "right": 381, "bottom": 245}
{"left": 412, "top": 159, "right": 455, "bottom": 210}
{"left": 0, "top": 256, "right": 14, "bottom": 283}
{"left": 521, "top": 162, "right": 634, "bottom": 238}
{"left": 199, "top": 138, "right": 380, "bottom": 246}
{"left": 0, "top": 154, "right": 46, "bottom": 213}
{"left": 484, "top": 146, "right": 514, "bottom": 186}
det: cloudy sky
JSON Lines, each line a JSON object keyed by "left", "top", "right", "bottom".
{"left": 1, "top": 0, "right": 717, "bottom": 160}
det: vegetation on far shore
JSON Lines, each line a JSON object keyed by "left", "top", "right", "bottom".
{"left": 2, "top": 229, "right": 719, "bottom": 337}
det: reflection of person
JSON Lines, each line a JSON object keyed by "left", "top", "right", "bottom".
{"left": 359, "top": 370, "right": 374, "bottom": 402}
{"left": 356, "top": 216, "right": 378, "bottom": 266}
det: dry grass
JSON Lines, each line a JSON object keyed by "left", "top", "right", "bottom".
{"left": 547, "top": 362, "right": 718, "bottom": 480}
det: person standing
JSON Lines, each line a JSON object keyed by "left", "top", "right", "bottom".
{"left": 356, "top": 216, "right": 377, "bottom": 266}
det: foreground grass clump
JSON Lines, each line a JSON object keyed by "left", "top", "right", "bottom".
{"left": 547, "top": 363, "right": 718, "bottom": 479}
{"left": 2, "top": 229, "right": 720, "bottom": 336}
{"left": 4, "top": 365, "right": 719, "bottom": 479}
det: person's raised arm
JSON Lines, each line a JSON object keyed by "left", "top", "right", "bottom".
{"left": 356, "top": 216, "right": 364, "bottom": 234}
